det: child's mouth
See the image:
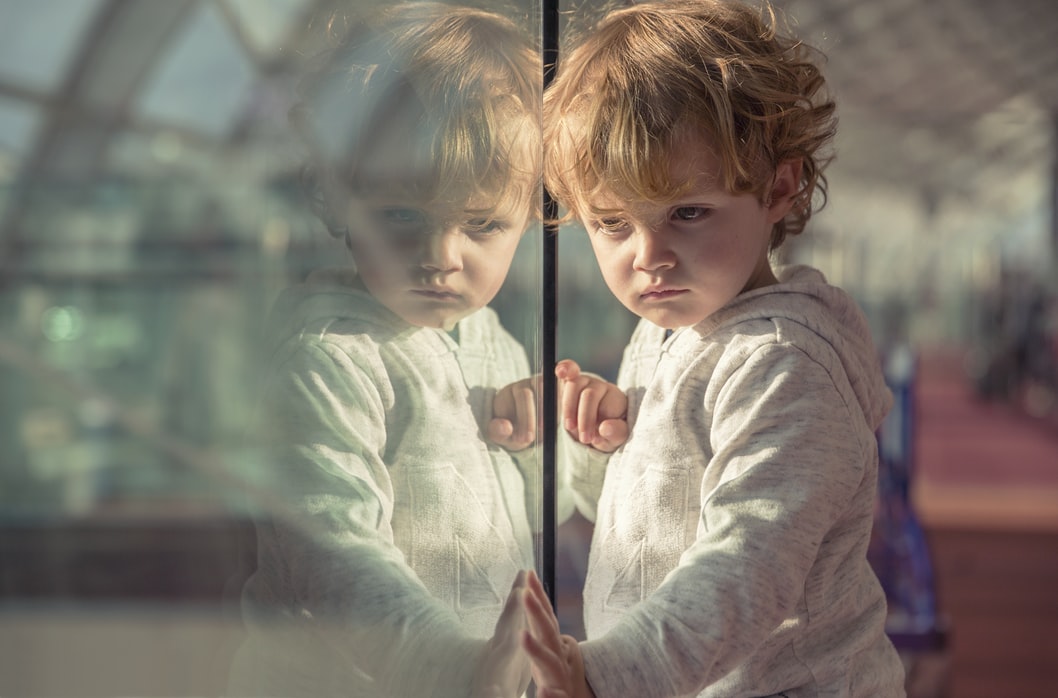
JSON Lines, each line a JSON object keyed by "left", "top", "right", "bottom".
{"left": 641, "top": 288, "right": 687, "bottom": 300}
{"left": 412, "top": 289, "right": 461, "bottom": 301}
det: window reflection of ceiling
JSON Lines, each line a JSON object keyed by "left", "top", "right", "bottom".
{"left": 226, "top": 0, "right": 313, "bottom": 57}
{"left": 0, "top": 97, "right": 40, "bottom": 162}
{"left": 0, "top": 0, "right": 105, "bottom": 93}
{"left": 135, "top": 3, "right": 258, "bottom": 138}
{"left": 0, "top": 0, "right": 322, "bottom": 266}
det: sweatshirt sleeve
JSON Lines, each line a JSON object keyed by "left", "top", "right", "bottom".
{"left": 580, "top": 342, "right": 870, "bottom": 697}
{"left": 247, "top": 339, "right": 483, "bottom": 697}
{"left": 558, "top": 430, "right": 611, "bottom": 523}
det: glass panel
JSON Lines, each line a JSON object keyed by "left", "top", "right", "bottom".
{"left": 78, "top": 1, "right": 197, "bottom": 114}
{"left": 0, "top": 2, "right": 544, "bottom": 697}
{"left": 0, "top": 97, "right": 42, "bottom": 219}
{"left": 223, "top": 0, "right": 313, "bottom": 57}
{"left": 135, "top": 2, "right": 257, "bottom": 137}
{"left": 0, "top": 0, "right": 105, "bottom": 92}
{"left": 0, "top": 96, "right": 41, "bottom": 162}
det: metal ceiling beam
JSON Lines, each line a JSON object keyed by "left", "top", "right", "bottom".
{"left": 0, "top": 0, "right": 198, "bottom": 260}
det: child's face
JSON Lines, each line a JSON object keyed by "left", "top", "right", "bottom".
{"left": 345, "top": 189, "right": 531, "bottom": 331}
{"left": 578, "top": 138, "right": 796, "bottom": 330}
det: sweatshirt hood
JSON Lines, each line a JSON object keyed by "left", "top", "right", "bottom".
{"left": 267, "top": 267, "right": 412, "bottom": 348}
{"left": 701, "top": 265, "right": 892, "bottom": 430}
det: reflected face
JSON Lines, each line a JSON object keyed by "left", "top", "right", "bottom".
{"left": 346, "top": 191, "right": 531, "bottom": 330}
{"left": 578, "top": 139, "right": 792, "bottom": 329}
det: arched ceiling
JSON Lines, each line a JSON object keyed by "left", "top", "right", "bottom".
{"left": 780, "top": 0, "right": 1058, "bottom": 201}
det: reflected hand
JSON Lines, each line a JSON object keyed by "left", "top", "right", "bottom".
{"left": 490, "top": 376, "right": 542, "bottom": 451}
{"left": 522, "top": 570, "right": 596, "bottom": 698}
{"left": 556, "top": 360, "right": 628, "bottom": 453}
{"left": 472, "top": 570, "right": 532, "bottom": 698}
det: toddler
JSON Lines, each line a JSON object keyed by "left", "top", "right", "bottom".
{"left": 227, "top": 4, "right": 546, "bottom": 696}
{"left": 524, "top": 1, "right": 906, "bottom": 696}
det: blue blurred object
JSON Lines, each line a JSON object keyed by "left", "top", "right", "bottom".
{"left": 869, "top": 345, "right": 948, "bottom": 653}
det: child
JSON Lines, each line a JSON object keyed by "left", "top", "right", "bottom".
{"left": 227, "top": 4, "right": 546, "bottom": 696}
{"left": 523, "top": 1, "right": 906, "bottom": 696}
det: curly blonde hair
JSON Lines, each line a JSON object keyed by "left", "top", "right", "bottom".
{"left": 545, "top": 0, "right": 836, "bottom": 247}
{"left": 292, "top": 2, "right": 542, "bottom": 237}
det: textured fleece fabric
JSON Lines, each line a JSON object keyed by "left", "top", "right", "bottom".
{"left": 568, "top": 265, "right": 906, "bottom": 698}
{"left": 228, "top": 267, "right": 541, "bottom": 698}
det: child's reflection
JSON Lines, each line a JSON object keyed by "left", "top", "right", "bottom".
{"left": 228, "top": 4, "right": 544, "bottom": 696}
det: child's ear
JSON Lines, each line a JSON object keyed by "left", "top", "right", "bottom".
{"left": 766, "top": 158, "right": 802, "bottom": 224}
{"left": 315, "top": 173, "right": 352, "bottom": 239}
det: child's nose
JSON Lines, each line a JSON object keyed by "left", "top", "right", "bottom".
{"left": 632, "top": 229, "right": 676, "bottom": 272}
{"left": 421, "top": 230, "right": 464, "bottom": 273}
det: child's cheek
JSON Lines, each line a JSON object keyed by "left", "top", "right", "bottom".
{"left": 350, "top": 240, "right": 401, "bottom": 277}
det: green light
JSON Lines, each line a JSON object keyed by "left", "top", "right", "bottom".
{"left": 41, "top": 305, "right": 84, "bottom": 342}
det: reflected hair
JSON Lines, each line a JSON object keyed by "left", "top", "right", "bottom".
{"left": 545, "top": 0, "right": 836, "bottom": 247}
{"left": 292, "top": 2, "right": 542, "bottom": 237}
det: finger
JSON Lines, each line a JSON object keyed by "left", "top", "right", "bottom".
{"left": 555, "top": 359, "right": 582, "bottom": 381}
{"left": 537, "top": 689, "right": 571, "bottom": 698}
{"left": 495, "top": 572, "right": 528, "bottom": 637}
{"left": 514, "top": 384, "right": 537, "bottom": 445}
{"left": 576, "top": 385, "right": 605, "bottom": 444}
{"left": 524, "top": 571, "right": 560, "bottom": 635}
{"left": 559, "top": 379, "right": 582, "bottom": 435}
{"left": 493, "top": 384, "right": 514, "bottom": 416}
{"left": 557, "top": 361, "right": 585, "bottom": 434}
{"left": 487, "top": 418, "right": 514, "bottom": 444}
{"left": 598, "top": 384, "right": 629, "bottom": 421}
{"left": 531, "top": 373, "right": 544, "bottom": 397}
{"left": 524, "top": 577, "right": 562, "bottom": 643}
{"left": 522, "top": 629, "right": 567, "bottom": 688}
{"left": 477, "top": 684, "right": 502, "bottom": 698}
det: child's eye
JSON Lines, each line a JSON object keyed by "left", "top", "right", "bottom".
{"left": 461, "top": 218, "right": 506, "bottom": 236}
{"left": 370, "top": 207, "right": 431, "bottom": 246}
{"left": 671, "top": 206, "right": 711, "bottom": 222}
{"left": 594, "top": 217, "right": 631, "bottom": 235}
{"left": 373, "top": 207, "right": 429, "bottom": 229}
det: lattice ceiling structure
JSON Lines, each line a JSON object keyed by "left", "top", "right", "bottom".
{"left": 782, "top": 0, "right": 1058, "bottom": 200}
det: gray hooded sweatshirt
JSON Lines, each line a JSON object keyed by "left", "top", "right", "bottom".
{"left": 569, "top": 265, "right": 906, "bottom": 697}
{"left": 228, "top": 267, "right": 537, "bottom": 697}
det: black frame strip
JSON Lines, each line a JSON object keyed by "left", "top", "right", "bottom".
{"left": 541, "top": 0, "right": 560, "bottom": 607}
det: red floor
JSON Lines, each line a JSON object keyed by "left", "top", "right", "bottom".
{"left": 915, "top": 347, "right": 1058, "bottom": 489}
{"left": 912, "top": 346, "right": 1058, "bottom": 531}
{"left": 911, "top": 346, "right": 1058, "bottom": 697}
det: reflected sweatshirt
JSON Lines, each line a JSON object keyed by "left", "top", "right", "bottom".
{"left": 568, "top": 265, "right": 906, "bottom": 697}
{"left": 228, "top": 267, "right": 539, "bottom": 697}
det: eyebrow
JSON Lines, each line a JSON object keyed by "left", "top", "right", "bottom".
{"left": 464, "top": 191, "right": 532, "bottom": 220}
{"left": 351, "top": 183, "right": 430, "bottom": 202}
{"left": 584, "top": 204, "right": 627, "bottom": 218}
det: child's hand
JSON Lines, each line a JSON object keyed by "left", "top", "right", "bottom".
{"left": 472, "top": 570, "right": 532, "bottom": 698}
{"left": 489, "top": 376, "right": 542, "bottom": 451}
{"left": 556, "top": 360, "right": 628, "bottom": 452}
{"left": 491, "top": 361, "right": 628, "bottom": 453}
{"left": 522, "top": 570, "right": 596, "bottom": 698}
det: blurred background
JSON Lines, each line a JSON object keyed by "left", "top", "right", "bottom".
{"left": 0, "top": 0, "right": 1055, "bottom": 696}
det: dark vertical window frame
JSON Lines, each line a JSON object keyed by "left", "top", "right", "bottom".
{"left": 541, "top": 0, "right": 559, "bottom": 606}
